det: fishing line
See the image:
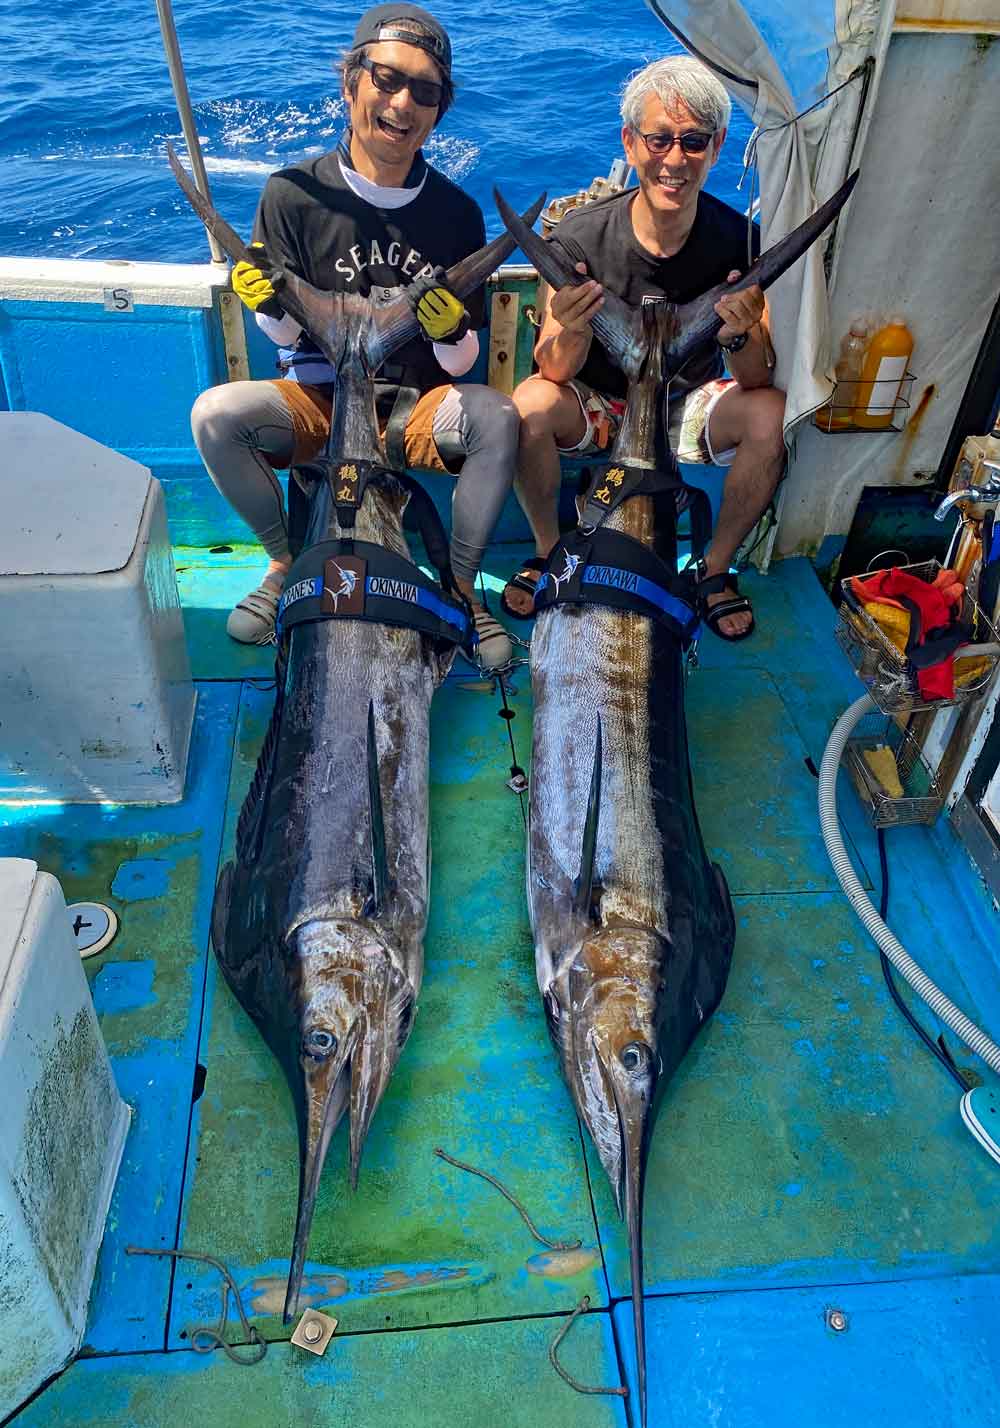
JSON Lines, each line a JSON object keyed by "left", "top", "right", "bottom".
{"left": 433, "top": 1147, "right": 580, "bottom": 1251}
{"left": 126, "top": 1245, "right": 267, "bottom": 1364}
{"left": 548, "top": 1297, "right": 628, "bottom": 1399}
{"left": 737, "top": 62, "right": 871, "bottom": 270}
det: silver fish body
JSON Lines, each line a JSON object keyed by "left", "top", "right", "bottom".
{"left": 497, "top": 172, "right": 859, "bottom": 1424}
{"left": 172, "top": 152, "right": 548, "bottom": 1323}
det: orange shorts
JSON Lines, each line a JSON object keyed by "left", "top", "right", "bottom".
{"left": 267, "top": 379, "right": 452, "bottom": 472}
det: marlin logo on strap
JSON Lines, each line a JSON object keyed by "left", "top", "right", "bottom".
{"left": 551, "top": 549, "right": 582, "bottom": 598}
{"left": 324, "top": 561, "right": 358, "bottom": 612}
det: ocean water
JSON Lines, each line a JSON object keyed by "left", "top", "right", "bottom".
{"left": 0, "top": 0, "right": 755, "bottom": 262}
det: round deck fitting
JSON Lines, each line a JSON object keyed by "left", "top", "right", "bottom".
{"left": 67, "top": 902, "right": 119, "bottom": 958}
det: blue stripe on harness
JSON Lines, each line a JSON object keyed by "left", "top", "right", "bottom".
{"left": 582, "top": 564, "right": 700, "bottom": 639}
{"left": 535, "top": 564, "right": 699, "bottom": 642}
{"left": 277, "top": 576, "right": 324, "bottom": 625}
{"left": 364, "top": 576, "right": 468, "bottom": 635}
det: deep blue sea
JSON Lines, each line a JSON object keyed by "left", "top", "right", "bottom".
{"left": 1, "top": 0, "right": 754, "bottom": 262}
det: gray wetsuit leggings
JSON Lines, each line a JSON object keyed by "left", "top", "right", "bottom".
{"left": 190, "top": 380, "right": 518, "bottom": 586}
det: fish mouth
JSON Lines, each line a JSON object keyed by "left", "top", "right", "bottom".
{"left": 282, "top": 923, "right": 416, "bottom": 1324}
{"left": 283, "top": 1016, "right": 361, "bottom": 1323}
{"left": 565, "top": 958, "right": 659, "bottom": 1428}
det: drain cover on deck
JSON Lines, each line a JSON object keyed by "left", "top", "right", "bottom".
{"left": 291, "top": 1308, "right": 338, "bottom": 1356}
{"left": 67, "top": 902, "right": 119, "bottom": 958}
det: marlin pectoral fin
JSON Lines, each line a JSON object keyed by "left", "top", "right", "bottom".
{"left": 668, "top": 170, "right": 860, "bottom": 375}
{"left": 493, "top": 187, "right": 644, "bottom": 380}
{"left": 572, "top": 717, "right": 602, "bottom": 920}
{"left": 367, "top": 702, "right": 389, "bottom": 916}
{"left": 363, "top": 194, "right": 546, "bottom": 372}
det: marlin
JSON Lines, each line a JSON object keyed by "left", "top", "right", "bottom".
{"left": 170, "top": 146, "right": 543, "bottom": 1322}
{"left": 496, "top": 172, "right": 857, "bottom": 1424}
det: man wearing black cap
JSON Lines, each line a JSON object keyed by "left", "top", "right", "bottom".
{"left": 190, "top": 4, "right": 515, "bottom": 667}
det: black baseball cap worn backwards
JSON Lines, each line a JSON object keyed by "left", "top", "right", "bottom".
{"left": 352, "top": 4, "right": 452, "bottom": 77}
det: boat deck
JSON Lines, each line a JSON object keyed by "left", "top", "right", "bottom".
{"left": 3, "top": 543, "right": 999, "bottom": 1427}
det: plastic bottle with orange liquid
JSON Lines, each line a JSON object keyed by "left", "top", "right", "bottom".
{"left": 853, "top": 317, "right": 913, "bottom": 430}
{"left": 815, "top": 321, "right": 870, "bottom": 431}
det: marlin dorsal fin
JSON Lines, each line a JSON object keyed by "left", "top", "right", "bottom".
{"left": 573, "top": 717, "right": 603, "bottom": 920}
{"left": 367, "top": 702, "right": 389, "bottom": 915}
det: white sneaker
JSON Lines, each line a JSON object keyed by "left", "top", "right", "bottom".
{"left": 472, "top": 609, "right": 512, "bottom": 670}
{"left": 227, "top": 581, "right": 281, "bottom": 644}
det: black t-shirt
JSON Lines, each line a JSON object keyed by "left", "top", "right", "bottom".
{"left": 549, "top": 188, "right": 760, "bottom": 399}
{"left": 254, "top": 151, "right": 487, "bottom": 390}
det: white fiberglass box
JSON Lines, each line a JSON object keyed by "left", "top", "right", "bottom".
{"left": 0, "top": 412, "right": 195, "bottom": 803}
{"left": 0, "top": 859, "right": 130, "bottom": 1419}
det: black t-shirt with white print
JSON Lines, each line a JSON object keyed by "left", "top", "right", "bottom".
{"left": 548, "top": 187, "right": 760, "bottom": 400}
{"left": 253, "top": 151, "right": 486, "bottom": 391}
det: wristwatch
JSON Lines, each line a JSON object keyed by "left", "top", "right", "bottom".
{"left": 718, "top": 330, "right": 749, "bottom": 354}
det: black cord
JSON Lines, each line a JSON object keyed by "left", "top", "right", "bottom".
{"left": 876, "top": 828, "right": 970, "bottom": 1091}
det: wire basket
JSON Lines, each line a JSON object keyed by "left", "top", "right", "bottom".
{"left": 835, "top": 560, "right": 1000, "bottom": 714}
{"left": 844, "top": 712, "right": 944, "bottom": 827}
{"left": 813, "top": 373, "right": 915, "bottom": 433}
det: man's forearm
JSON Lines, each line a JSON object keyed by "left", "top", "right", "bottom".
{"left": 535, "top": 327, "right": 592, "bottom": 385}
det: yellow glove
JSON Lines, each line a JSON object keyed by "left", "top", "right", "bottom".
{"left": 407, "top": 267, "right": 470, "bottom": 344}
{"left": 232, "top": 242, "right": 283, "bottom": 315}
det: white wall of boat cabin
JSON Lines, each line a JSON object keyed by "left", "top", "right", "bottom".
{"left": 777, "top": 29, "right": 1000, "bottom": 562}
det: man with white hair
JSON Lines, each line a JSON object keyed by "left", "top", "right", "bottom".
{"left": 503, "top": 55, "right": 786, "bottom": 640}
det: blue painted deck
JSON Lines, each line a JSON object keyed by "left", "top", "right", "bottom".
{"left": 3, "top": 534, "right": 999, "bottom": 1427}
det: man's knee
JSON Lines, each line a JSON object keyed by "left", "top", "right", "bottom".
{"left": 454, "top": 383, "right": 520, "bottom": 457}
{"left": 742, "top": 385, "right": 786, "bottom": 453}
{"left": 191, "top": 383, "right": 239, "bottom": 451}
{"left": 512, "top": 375, "right": 575, "bottom": 447}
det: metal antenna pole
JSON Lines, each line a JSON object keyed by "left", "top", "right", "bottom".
{"left": 155, "top": 0, "right": 224, "bottom": 263}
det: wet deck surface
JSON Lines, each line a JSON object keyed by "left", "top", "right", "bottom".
{"left": 4, "top": 546, "right": 1000, "bottom": 1427}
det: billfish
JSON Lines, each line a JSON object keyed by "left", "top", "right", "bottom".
{"left": 170, "top": 146, "right": 543, "bottom": 1321}
{"left": 496, "top": 172, "right": 857, "bottom": 1424}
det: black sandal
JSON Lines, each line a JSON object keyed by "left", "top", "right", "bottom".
{"left": 697, "top": 570, "right": 756, "bottom": 642}
{"left": 500, "top": 556, "right": 547, "bottom": 620}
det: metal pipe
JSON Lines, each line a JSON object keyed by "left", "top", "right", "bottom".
{"left": 155, "top": 0, "right": 224, "bottom": 264}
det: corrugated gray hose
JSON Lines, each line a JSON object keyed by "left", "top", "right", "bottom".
{"left": 818, "top": 692, "right": 1000, "bottom": 1074}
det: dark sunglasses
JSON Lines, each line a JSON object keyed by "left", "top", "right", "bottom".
{"left": 636, "top": 128, "right": 716, "bottom": 156}
{"left": 359, "top": 56, "right": 442, "bottom": 109}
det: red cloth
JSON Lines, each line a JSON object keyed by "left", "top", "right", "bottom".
{"left": 853, "top": 568, "right": 961, "bottom": 700}
{"left": 854, "top": 568, "right": 952, "bottom": 631}
{"left": 917, "top": 660, "right": 954, "bottom": 700}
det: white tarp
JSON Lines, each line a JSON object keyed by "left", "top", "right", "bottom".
{"left": 643, "top": 0, "right": 891, "bottom": 436}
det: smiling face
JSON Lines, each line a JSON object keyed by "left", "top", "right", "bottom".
{"left": 345, "top": 39, "right": 442, "bottom": 182}
{"left": 623, "top": 91, "right": 724, "bottom": 228}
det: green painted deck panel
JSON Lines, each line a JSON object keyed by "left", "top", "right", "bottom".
{"left": 14, "top": 1314, "right": 627, "bottom": 1428}
{"left": 9, "top": 547, "right": 1000, "bottom": 1425}
{"left": 170, "top": 680, "right": 606, "bottom": 1345}
{"left": 594, "top": 890, "right": 1000, "bottom": 1301}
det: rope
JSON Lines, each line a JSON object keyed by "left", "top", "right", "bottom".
{"left": 433, "top": 1147, "right": 581, "bottom": 1251}
{"left": 738, "top": 63, "right": 871, "bottom": 269}
{"left": 548, "top": 1297, "right": 629, "bottom": 1398}
{"left": 126, "top": 1245, "right": 267, "bottom": 1364}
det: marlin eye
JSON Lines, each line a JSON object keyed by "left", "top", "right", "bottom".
{"left": 303, "top": 1029, "right": 337, "bottom": 1057}
{"left": 620, "top": 1042, "right": 652, "bottom": 1072}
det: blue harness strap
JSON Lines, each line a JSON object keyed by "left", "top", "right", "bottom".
{"left": 277, "top": 539, "right": 471, "bottom": 648}
{"left": 535, "top": 527, "right": 700, "bottom": 647}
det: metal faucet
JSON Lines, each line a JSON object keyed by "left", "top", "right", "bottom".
{"left": 934, "top": 461, "right": 1000, "bottom": 521}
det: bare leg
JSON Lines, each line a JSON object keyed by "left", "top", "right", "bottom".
{"left": 506, "top": 376, "right": 588, "bottom": 615}
{"left": 701, "top": 384, "right": 786, "bottom": 637}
